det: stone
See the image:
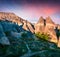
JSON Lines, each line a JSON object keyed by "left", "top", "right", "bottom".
{"left": 0, "top": 12, "right": 35, "bottom": 33}
{"left": 0, "top": 37, "right": 10, "bottom": 45}
{"left": 35, "top": 16, "right": 59, "bottom": 44}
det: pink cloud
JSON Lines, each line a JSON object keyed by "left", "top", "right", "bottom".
{"left": 22, "top": 4, "right": 60, "bottom": 17}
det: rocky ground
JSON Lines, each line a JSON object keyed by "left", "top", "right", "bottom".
{"left": 0, "top": 20, "right": 60, "bottom": 57}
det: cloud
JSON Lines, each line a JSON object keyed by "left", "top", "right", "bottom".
{"left": 21, "top": 4, "right": 60, "bottom": 17}
{"left": 16, "top": 4, "right": 60, "bottom": 23}
{"left": 0, "top": 1, "right": 60, "bottom": 24}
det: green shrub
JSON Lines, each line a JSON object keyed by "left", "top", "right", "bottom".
{"left": 35, "top": 33, "right": 50, "bottom": 41}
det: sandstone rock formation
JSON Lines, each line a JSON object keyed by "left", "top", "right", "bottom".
{"left": 37, "top": 16, "right": 45, "bottom": 24}
{"left": 35, "top": 16, "right": 59, "bottom": 44}
{"left": 0, "top": 12, "right": 35, "bottom": 33}
{"left": 46, "top": 16, "right": 56, "bottom": 29}
{"left": 23, "top": 20, "right": 35, "bottom": 33}
{"left": 57, "top": 24, "right": 60, "bottom": 29}
{"left": 0, "top": 12, "right": 60, "bottom": 47}
{"left": 46, "top": 16, "right": 55, "bottom": 24}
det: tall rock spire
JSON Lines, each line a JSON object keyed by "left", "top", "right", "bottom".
{"left": 35, "top": 16, "right": 58, "bottom": 44}
{"left": 46, "top": 16, "right": 55, "bottom": 24}
{"left": 37, "top": 16, "right": 44, "bottom": 23}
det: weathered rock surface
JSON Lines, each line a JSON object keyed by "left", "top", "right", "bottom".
{"left": 0, "top": 12, "right": 60, "bottom": 47}
{"left": 0, "top": 12, "right": 60, "bottom": 57}
{"left": 35, "top": 16, "right": 60, "bottom": 44}
{"left": 0, "top": 12, "right": 35, "bottom": 33}
{"left": 23, "top": 20, "right": 35, "bottom": 33}
{"left": 46, "top": 16, "right": 55, "bottom": 24}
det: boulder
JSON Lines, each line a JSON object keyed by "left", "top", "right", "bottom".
{"left": 0, "top": 37, "right": 10, "bottom": 45}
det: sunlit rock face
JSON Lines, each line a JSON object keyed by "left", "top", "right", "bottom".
{"left": 0, "top": 12, "right": 23, "bottom": 25}
{"left": 46, "top": 16, "right": 56, "bottom": 29}
{"left": 35, "top": 16, "right": 58, "bottom": 43}
{"left": 57, "top": 24, "right": 60, "bottom": 29}
{"left": 35, "top": 16, "right": 45, "bottom": 33}
{"left": 0, "top": 12, "right": 35, "bottom": 33}
{"left": 58, "top": 38, "right": 60, "bottom": 47}
{"left": 45, "top": 17, "right": 57, "bottom": 43}
{"left": 22, "top": 20, "right": 35, "bottom": 33}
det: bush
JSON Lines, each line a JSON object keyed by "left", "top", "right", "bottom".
{"left": 35, "top": 33, "right": 50, "bottom": 41}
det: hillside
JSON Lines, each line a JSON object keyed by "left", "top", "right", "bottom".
{"left": 0, "top": 12, "right": 60, "bottom": 57}
{"left": 0, "top": 20, "right": 60, "bottom": 57}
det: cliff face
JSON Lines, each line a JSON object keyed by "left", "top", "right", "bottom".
{"left": 0, "top": 12, "right": 35, "bottom": 33}
{"left": 35, "top": 16, "right": 45, "bottom": 33}
{"left": 35, "top": 16, "right": 60, "bottom": 44}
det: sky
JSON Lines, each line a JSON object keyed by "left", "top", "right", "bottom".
{"left": 0, "top": 0, "right": 60, "bottom": 24}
